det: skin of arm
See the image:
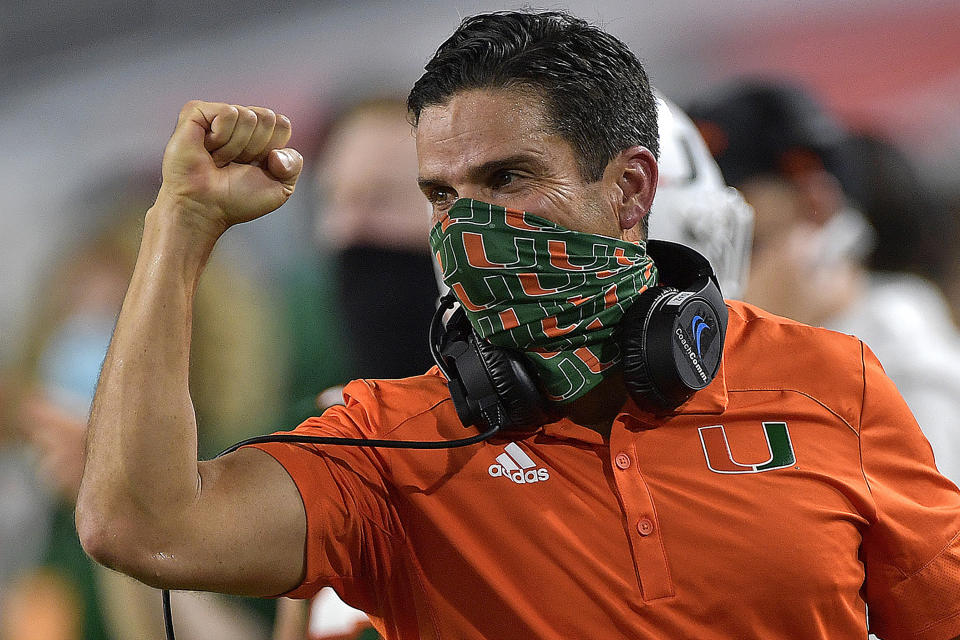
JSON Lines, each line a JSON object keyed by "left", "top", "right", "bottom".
{"left": 273, "top": 597, "right": 310, "bottom": 640}
{"left": 76, "top": 100, "right": 308, "bottom": 596}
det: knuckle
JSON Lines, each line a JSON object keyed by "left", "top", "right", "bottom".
{"left": 180, "top": 100, "right": 201, "bottom": 118}
{"left": 250, "top": 107, "right": 277, "bottom": 132}
{"left": 235, "top": 106, "right": 257, "bottom": 123}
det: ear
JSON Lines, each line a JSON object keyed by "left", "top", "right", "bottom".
{"left": 605, "top": 146, "right": 658, "bottom": 236}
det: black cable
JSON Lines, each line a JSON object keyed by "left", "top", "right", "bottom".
{"left": 429, "top": 292, "right": 459, "bottom": 382}
{"left": 162, "top": 588, "right": 175, "bottom": 639}
{"left": 216, "top": 421, "right": 498, "bottom": 456}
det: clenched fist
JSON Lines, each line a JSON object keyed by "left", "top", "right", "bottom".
{"left": 156, "top": 100, "right": 304, "bottom": 233}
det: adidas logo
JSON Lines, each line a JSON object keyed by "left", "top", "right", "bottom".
{"left": 488, "top": 442, "right": 550, "bottom": 484}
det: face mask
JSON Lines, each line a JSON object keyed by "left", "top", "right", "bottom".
{"left": 37, "top": 312, "right": 116, "bottom": 418}
{"left": 334, "top": 246, "right": 439, "bottom": 379}
{"left": 429, "top": 198, "right": 658, "bottom": 403}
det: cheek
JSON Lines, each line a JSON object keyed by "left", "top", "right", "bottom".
{"left": 520, "top": 181, "right": 583, "bottom": 224}
{"left": 536, "top": 183, "right": 617, "bottom": 236}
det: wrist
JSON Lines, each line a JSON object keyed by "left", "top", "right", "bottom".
{"left": 141, "top": 196, "right": 223, "bottom": 284}
{"left": 148, "top": 190, "right": 228, "bottom": 244}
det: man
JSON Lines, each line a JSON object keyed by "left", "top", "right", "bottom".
{"left": 77, "top": 11, "right": 960, "bottom": 640}
{"left": 279, "top": 96, "right": 439, "bottom": 426}
{"left": 313, "top": 96, "right": 438, "bottom": 380}
{"left": 282, "top": 92, "right": 757, "bottom": 640}
{"left": 688, "top": 80, "right": 960, "bottom": 486}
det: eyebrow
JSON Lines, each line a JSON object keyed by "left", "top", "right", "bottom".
{"left": 418, "top": 152, "right": 547, "bottom": 191}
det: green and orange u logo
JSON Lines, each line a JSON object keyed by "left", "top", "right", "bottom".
{"left": 698, "top": 422, "right": 796, "bottom": 474}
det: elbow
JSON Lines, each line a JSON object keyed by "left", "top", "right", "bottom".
{"left": 75, "top": 493, "right": 154, "bottom": 578}
{"left": 76, "top": 495, "right": 188, "bottom": 589}
{"left": 76, "top": 499, "right": 130, "bottom": 570}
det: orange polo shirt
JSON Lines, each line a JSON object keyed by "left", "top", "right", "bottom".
{"left": 249, "top": 300, "right": 960, "bottom": 640}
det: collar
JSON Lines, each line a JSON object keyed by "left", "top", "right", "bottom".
{"left": 539, "top": 355, "right": 728, "bottom": 444}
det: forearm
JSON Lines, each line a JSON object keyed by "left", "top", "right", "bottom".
{"left": 78, "top": 100, "right": 306, "bottom": 593}
{"left": 77, "top": 197, "right": 221, "bottom": 557}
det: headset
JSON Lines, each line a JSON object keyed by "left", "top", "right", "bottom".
{"left": 430, "top": 239, "right": 727, "bottom": 430}
{"left": 162, "top": 239, "right": 725, "bottom": 639}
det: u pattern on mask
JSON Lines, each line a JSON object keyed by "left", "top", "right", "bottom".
{"left": 430, "top": 198, "right": 658, "bottom": 403}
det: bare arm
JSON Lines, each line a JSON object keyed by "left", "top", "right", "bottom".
{"left": 76, "top": 100, "right": 307, "bottom": 596}
{"left": 273, "top": 598, "right": 309, "bottom": 640}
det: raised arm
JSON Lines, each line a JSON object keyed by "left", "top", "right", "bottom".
{"left": 76, "top": 101, "right": 307, "bottom": 596}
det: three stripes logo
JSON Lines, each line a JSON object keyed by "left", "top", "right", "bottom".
{"left": 488, "top": 442, "right": 550, "bottom": 484}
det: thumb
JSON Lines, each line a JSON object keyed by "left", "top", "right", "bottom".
{"left": 266, "top": 148, "right": 304, "bottom": 188}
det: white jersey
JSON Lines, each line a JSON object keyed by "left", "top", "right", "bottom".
{"left": 827, "top": 273, "right": 960, "bottom": 486}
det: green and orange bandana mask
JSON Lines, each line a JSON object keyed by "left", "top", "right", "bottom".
{"left": 430, "top": 198, "right": 658, "bottom": 403}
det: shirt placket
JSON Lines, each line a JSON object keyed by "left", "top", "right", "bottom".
{"left": 608, "top": 415, "right": 674, "bottom": 601}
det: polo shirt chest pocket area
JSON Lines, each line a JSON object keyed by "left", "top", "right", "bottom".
{"left": 608, "top": 406, "right": 870, "bottom": 615}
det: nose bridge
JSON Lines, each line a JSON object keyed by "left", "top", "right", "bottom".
{"left": 454, "top": 182, "right": 483, "bottom": 202}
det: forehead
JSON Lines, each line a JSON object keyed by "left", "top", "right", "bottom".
{"left": 415, "top": 88, "right": 556, "bottom": 177}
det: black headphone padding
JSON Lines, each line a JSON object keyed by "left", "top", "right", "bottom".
{"left": 619, "top": 285, "right": 679, "bottom": 410}
{"left": 471, "top": 336, "right": 550, "bottom": 431}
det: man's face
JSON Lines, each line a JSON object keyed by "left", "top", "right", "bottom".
{"left": 316, "top": 109, "right": 431, "bottom": 251}
{"left": 415, "top": 87, "right": 624, "bottom": 239}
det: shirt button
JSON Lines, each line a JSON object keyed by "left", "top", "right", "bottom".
{"left": 615, "top": 453, "right": 631, "bottom": 470}
{"left": 637, "top": 518, "right": 654, "bottom": 536}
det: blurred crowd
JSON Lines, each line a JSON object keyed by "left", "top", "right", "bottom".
{"left": 2, "top": 19, "right": 960, "bottom": 640}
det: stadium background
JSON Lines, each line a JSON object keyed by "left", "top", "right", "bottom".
{"left": 1, "top": 1, "right": 958, "bottom": 638}
{"left": 2, "top": 0, "right": 959, "bottom": 351}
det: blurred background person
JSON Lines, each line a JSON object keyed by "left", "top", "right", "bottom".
{"left": 277, "top": 95, "right": 439, "bottom": 429}
{"left": 0, "top": 185, "right": 287, "bottom": 639}
{"left": 688, "top": 79, "right": 960, "bottom": 485}
{"left": 944, "top": 196, "right": 960, "bottom": 326}
{"left": 838, "top": 131, "right": 960, "bottom": 328}
{"left": 315, "top": 95, "right": 438, "bottom": 380}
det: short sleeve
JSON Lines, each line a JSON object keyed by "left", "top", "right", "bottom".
{"left": 858, "top": 343, "right": 960, "bottom": 640}
{"left": 244, "top": 379, "right": 403, "bottom": 609}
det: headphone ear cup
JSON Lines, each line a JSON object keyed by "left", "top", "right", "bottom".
{"left": 472, "top": 337, "right": 550, "bottom": 431}
{"left": 619, "top": 286, "right": 678, "bottom": 411}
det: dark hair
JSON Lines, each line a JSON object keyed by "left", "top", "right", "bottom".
{"left": 407, "top": 10, "right": 658, "bottom": 183}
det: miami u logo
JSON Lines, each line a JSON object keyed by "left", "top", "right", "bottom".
{"left": 698, "top": 422, "right": 795, "bottom": 474}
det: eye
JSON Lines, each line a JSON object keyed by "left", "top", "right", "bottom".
{"left": 424, "top": 186, "right": 456, "bottom": 207}
{"left": 491, "top": 170, "right": 517, "bottom": 189}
